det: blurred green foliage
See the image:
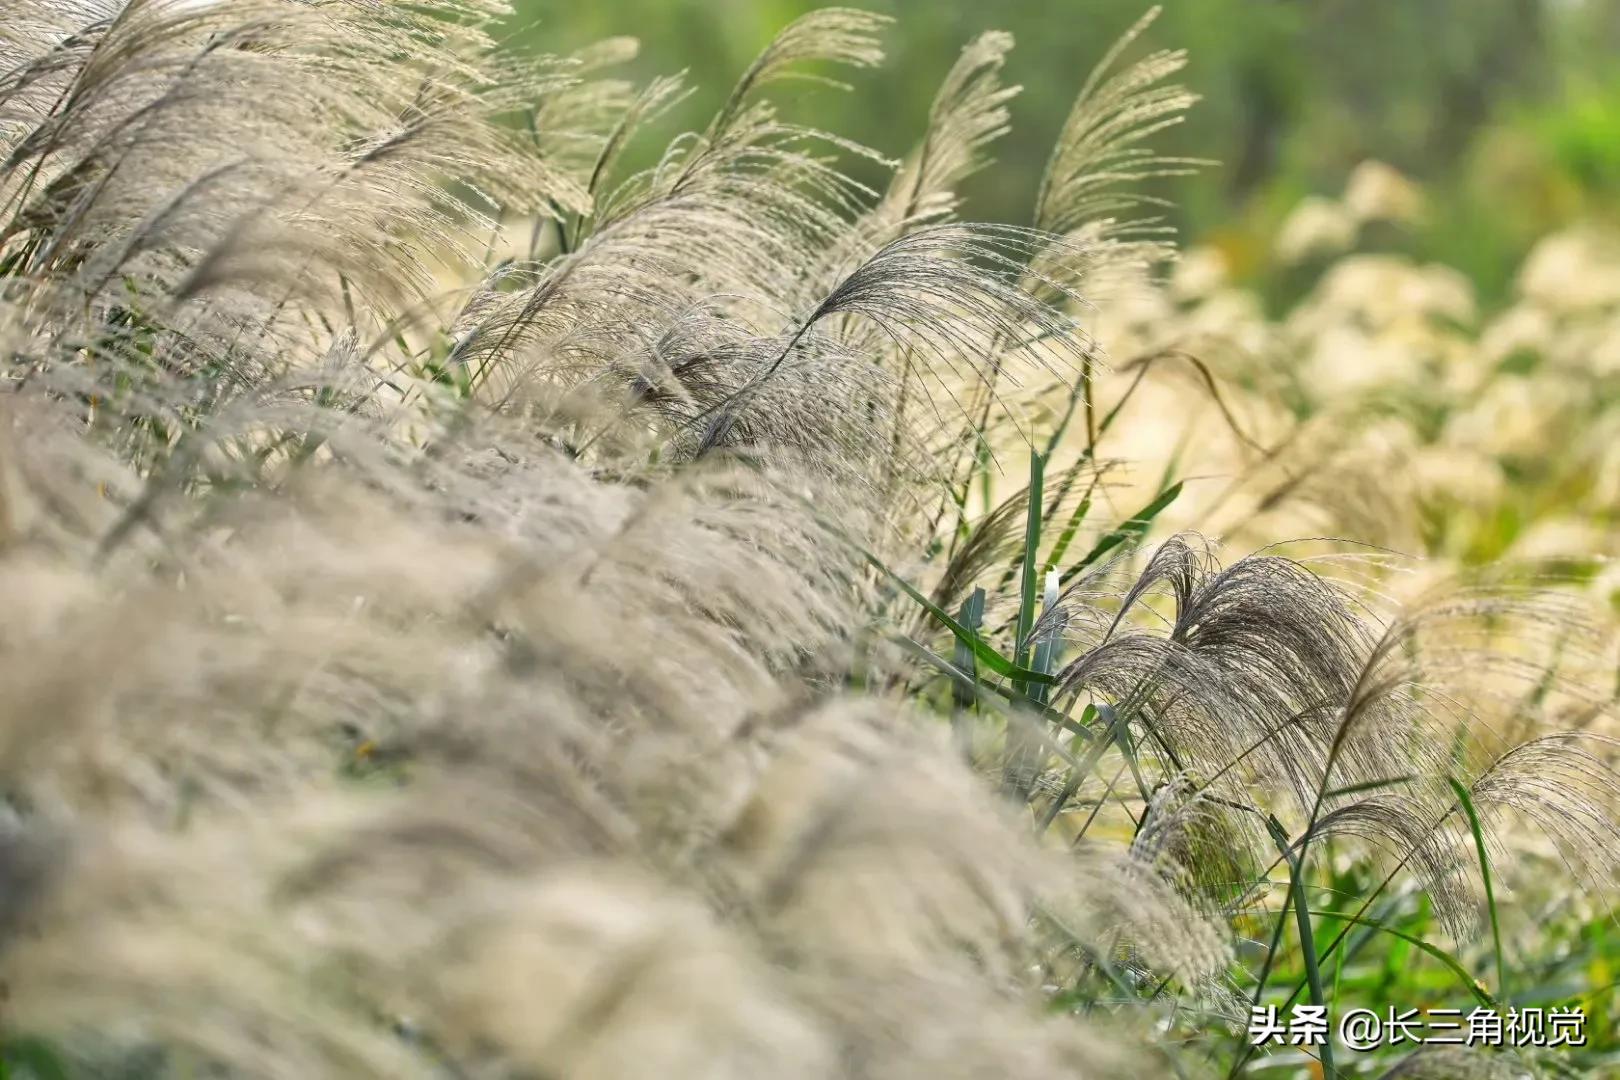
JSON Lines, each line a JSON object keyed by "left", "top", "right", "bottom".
{"left": 517, "top": 0, "right": 1620, "bottom": 307}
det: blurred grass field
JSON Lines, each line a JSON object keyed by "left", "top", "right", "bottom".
{"left": 518, "top": 0, "right": 1620, "bottom": 308}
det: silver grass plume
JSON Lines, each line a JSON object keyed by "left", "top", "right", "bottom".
{"left": 0, "top": 4, "right": 1180, "bottom": 1076}
{"left": 0, "top": 3, "right": 1615, "bottom": 1079}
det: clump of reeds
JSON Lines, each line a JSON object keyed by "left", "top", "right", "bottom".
{"left": 0, "top": 4, "right": 1614, "bottom": 1078}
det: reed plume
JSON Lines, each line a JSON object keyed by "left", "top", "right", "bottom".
{"left": 0, "top": 4, "right": 1614, "bottom": 1078}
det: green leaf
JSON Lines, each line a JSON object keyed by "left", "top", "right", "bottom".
{"left": 1061, "top": 481, "right": 1183, "bottom": 585}
{"left": 1042, "top": 494, "right": 1091, "bottom": 578}
{"left": 1014, "top": 451, "right": 1047, "bottom": 677}
{"left": 1265, "top": 814, "right": 1336, "bottom": 1079}
{"left": 861, "top": 549, "right": 1055, "bottom": 685}
{"left": 1322, "top": 774, "right": 1416, "bottom": 799}
{"left": 952, "top": 587, "right": 987, "bottom": 712}
{"left": 898, "top": 637, "right": 1089, "bottom": 739}
{"left": 1307, "top": 909, "right": 1498, "bottom": 1009}
{"left": 1449, "top": 775, "right": 1508, "bottom": 1003}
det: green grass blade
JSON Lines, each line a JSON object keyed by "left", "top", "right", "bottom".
{"left": 896, "top": 635, "right": 1089, "bottom": 735}
{"left": 1042, "top": 494, "right": 1091, "bottom": 577}
{"left": 1306, "top": 909, "right": 1497, "bottom": 1009}
{"left": 952, "top": 588, "right": 987, "bottom": 711}
{"left": 1061, "top": 481, "right": 1183, "bottom": 585}
{"left": 1029, "top": 569, "right": 1061, "bottom": 707}
{"left": 861, "top": 548, "right": 1055, "bottom": 685}
{"left": 951, "top": 589, "right": 986, "bottom": 757}
{"left": 1448, "top": 775, "right": 1508, "bottom": 1003}
{"left": 1014, "top": 451, "right": 1047, "bottom": 676}
{"left": 1265, "top": 814, "right": 1335, "bottom": 1079}
{"left": 1322, "top": 774, "right": 1416, "bottom": 799}
{"left": 1006, "top": 454, "right": 1049, "bottom": 799}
